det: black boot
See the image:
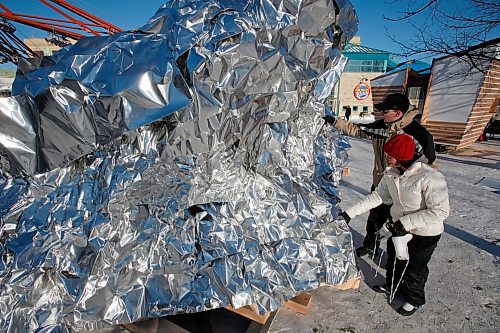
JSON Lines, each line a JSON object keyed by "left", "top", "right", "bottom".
{"left": 372, "top": 283, "right": 391, "bottom": 296}
{"left": 397, "top": 302, "right": 419, "bottom": 316}
{"left": 355, "top": 245, "right": 374, "bottom": 257}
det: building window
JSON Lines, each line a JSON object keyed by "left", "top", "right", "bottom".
{"left": 352, "top": 106, "right": 358, "bottom": 112}
{"left": 363, "top": 106, "right": 369, "bottom": 112}
{"left": 345, "top": 60, "right": 387, "bottom": 73}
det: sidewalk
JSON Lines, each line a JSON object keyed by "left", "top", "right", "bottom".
{"left": 445, "top": 139, "right": 500, "bottom": 168}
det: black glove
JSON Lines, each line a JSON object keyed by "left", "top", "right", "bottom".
{"left": 385, "top": 220, "right": 407, "bottom": 237}
{"left": 337, "top": 211, "right": 351, "bottom": 224}
{"left": 323, "top": 115, "right": 337, "bottom": 125}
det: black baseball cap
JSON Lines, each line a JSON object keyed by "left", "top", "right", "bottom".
{"left": 374, "top": 93, "right": 410, "bottom": 112}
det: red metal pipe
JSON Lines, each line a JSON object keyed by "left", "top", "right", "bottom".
{"left": 0, "top": 1, "right": 122, "bottom": 39}
{"left": 0, "top": 5, "right": 84, "bottom": 39}
{"left": 47, "top": 0, "right": 122, "bottom": 34}
{"left": 14, "top": 13, "right": 103, "bottom": 28}
{"left": 0, "top": 1, "right": 124, "bottom": 64}
{"left": 39, "top": 0, "right": 100, "bottom": 36}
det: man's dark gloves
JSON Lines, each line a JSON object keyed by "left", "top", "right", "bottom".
{"left": 385, "top": 220, "right": 407, "bottom": 237}
{"left": 337, "top": 211, "right": 351, "bottom": 224}
{"left": 323, "top": 115, "right": 337, "bottom": 125}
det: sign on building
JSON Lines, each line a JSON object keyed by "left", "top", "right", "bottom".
{"left": 353, "top": 81, "right": 371, "bottom": 100}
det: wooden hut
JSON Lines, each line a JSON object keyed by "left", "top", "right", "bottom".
{"left": 421, "top": 40, "right": 500, "bottom": 149}
{"left": 370, "top": 60, "right": 430, "bottom": 119}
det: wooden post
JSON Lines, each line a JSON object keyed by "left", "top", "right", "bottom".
{"left": 283, "top": 292, "right": 312, "bottom": 315}
{"left": 225, "top": 304, "right": 271, "bottom": 325}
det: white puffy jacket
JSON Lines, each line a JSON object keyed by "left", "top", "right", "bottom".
{"left": 345, "top": 161, "right": 450, "bottom": 236}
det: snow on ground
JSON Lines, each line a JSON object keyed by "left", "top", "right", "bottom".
{"left": 269, "top": 137, "right": 500, "bottom": 333}
{"left": 345, "top": 115, "right": 376, "bottom": 124}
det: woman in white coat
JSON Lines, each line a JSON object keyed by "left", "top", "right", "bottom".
{"left": 337, "top": 134, "right": 450, "bottom": 316}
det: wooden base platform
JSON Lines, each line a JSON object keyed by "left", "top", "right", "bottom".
{"left": 224, "top": 291, "right": 313, "bottom": 324}
{"left": 120, "top": 276, "right": 361, "bottom": 333}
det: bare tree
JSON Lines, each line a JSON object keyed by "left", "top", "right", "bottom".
{"left": 384, "top": 0, "right": 500, "bottom": 70}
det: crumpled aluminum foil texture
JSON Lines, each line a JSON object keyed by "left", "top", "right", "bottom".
{"left": 0, "top": 0, "right": 357, "bottom": 331}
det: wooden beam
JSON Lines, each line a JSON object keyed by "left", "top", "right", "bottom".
{"left": 424, "top": 120, "right": 468, "bottom": 126}
{"left": 225, "top": 304, "right": 271, "bottom": 325}
{"left": 156, "top": 319, "right": 191, "bottom": 333}
{"left": 420, "top": 59, "right": 434, "bottom": 125}
{"left": 283, "top": 292, "right": 312, "bottom": 315}
{"left": 122, "top": 318, "right": 159, "bottom": 333}
{"left": 319, "top": 276, "right": 362, "bottom": 290}
{"left": 427, "top": 130, "right": 466, "bottom": 135}
{"left": 226, "top": 291, "right": 314, "bottom": 325}
{"left": 331, "top": 276, "right": 361, "bottom": 290}
{"left": 245, "top": 311, "right": 278, "bottom": 333}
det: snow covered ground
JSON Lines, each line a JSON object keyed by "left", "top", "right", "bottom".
{"left": 344, "top": 115, "right": 376, "bottom": 124}
{"left": 269, "top": 137, "right": 500, "bottom": 333}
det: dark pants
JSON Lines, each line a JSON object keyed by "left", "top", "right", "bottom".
{"left": 362, "top": 189, "right": 392, "bottom": 250}
{"left": 385, "top": 234, "right": 441, "bottom": 306}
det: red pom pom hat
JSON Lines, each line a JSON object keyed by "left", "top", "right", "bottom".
{"left": 384, "top": 134, "right": 416, "bottom": 161}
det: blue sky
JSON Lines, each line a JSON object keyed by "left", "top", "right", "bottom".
{"left": 1, "top": 0, "right": 498, "bottom": 69}
{"left": 351, "top": 0, "right": 410, "bottom": 53}
{"left": 3, "top": 0, "right": 403, "bottom": 49}
{"left": 353, "top": 0, "right": 500, "bottom": 55}
{"left": 0, "top": 0, "right": 167, "bottom": 36}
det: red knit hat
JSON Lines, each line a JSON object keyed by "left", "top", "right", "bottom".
{"left": 384, "top": 134, "right": 415, "bottom": 161}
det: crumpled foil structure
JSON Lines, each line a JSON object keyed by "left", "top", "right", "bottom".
{"left": 0, "top": 0, "right": 358, "bottom": 331}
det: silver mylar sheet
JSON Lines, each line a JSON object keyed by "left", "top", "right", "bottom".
{"left": 0, "top": 0, "right": 358, "bottom": 331}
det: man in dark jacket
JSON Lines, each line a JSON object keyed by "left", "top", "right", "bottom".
{"left": 324, "top": 93, "right": 436, "bottom": 257}
{"left": 345, "top": 105, "right": 352, "bottom": 121}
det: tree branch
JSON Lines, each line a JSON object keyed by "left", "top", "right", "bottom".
{"left": 384, "top": 0, "right": 500, "bottom": 72}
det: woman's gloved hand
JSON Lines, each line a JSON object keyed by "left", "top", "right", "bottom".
{"left": 377, "top": 224, "right": 392, "bottom": 239}
{"left": 384, "top": 220, "right": 407, "bottom": 237}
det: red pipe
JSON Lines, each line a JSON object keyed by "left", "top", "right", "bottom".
{"left": 47, "top": 0, "right": 122, "bottom": 34}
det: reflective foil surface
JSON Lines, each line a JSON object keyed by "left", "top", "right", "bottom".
{"left": 0, "top": 0, "right": 358, "bottom": 330}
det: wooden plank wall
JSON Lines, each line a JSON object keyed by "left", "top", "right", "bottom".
{"left": 422, "top": 121, "right": 468, "bottom": 146}
{"left": 458, "top": 59, "right": 500, "bottom": 149}
{"left": 371, "top": 85, "right": 404, "bottom": 119}
{"left": 371, "top": 85, "right": 404, "bottom": 105}
{"left": 422, "top": 59, "right": 500, "bottom": 149}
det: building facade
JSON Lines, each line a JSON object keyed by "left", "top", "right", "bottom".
{"left": 24, "top": 38, "right": 74, "bottom": 57}
{"left": 330, "top": 37, "right": 396, "bottom": 119}
{"left": 0, "top": 68, "right": 16, "bottom": 97}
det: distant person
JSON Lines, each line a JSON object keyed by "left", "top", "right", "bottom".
{"left": 345, "top": 105, "right": 352, "bottom": 121}
{"left": 335, "top": 134, "right": 449, "bottom": 316}
{"left": 324, "top": 93, "right": 436, "bottom": 257}
{"left": 483, "top": 118, "right": 493, "bottom": 141}
{"left": 487, "top": 117, "right": 500, "bottom": 139}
